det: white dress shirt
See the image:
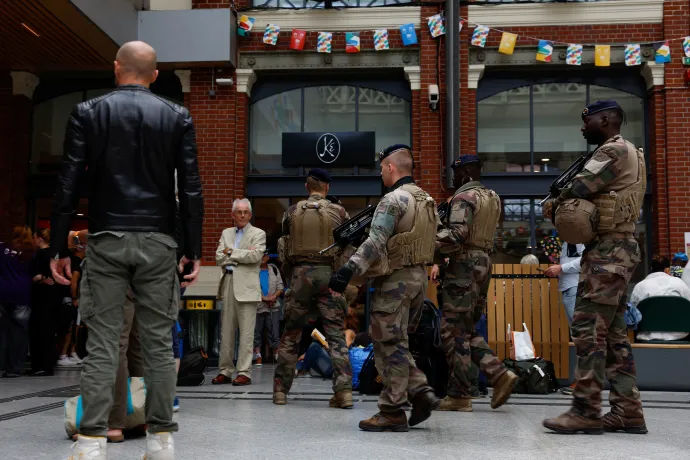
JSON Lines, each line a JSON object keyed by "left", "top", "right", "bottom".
{"left": 631, "top": 272, "right": 690, "bottom": 341}
{"left": 558, "top": 243, "right": 585, "bottom": 292}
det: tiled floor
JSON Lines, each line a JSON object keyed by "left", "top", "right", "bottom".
{"left": 1, "top": 366, "right": 689, "bottom": 460}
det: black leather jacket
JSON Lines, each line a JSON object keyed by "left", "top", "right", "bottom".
{"left": 50, "top": 85, "right": 204, "bottom": 260}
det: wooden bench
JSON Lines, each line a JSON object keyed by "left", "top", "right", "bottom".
{"left": 427, "top": 264, "right": 570, "bottom": 379}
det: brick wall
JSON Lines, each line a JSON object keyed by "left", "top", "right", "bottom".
{"left": 0, "top": 72, "right": 31, "bottom": 241}
{"left": 659, "top": 0, "right": 690, "bottom": 255}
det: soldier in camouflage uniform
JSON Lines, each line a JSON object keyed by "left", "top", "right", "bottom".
{"left": 330, "top": 144, "right": 440, "bottom": 432}
{"left": 273, "top": 169, "right": 353, "bottom": 408}
{"left": 433, "top": 155, "right": 518, "bottom": 412}
{"left": 543, "top": 100, "right": 647, "bottom": 435}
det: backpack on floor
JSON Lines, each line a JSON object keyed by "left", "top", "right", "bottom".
{"left": 502, "top": 358, "right": 559, "bottom": 394}
{"left": 409, "top": 299, "right": 448, "bottom": 398}
{"left": 177, "top": 346, "right": 208, "bottom": 386}
{"left": 64, "top": 377, "right": 146, "bottom": 438}
{"left": 350, "top": 344, "right": 373, "bottom": 390}
{"left": 356, "top": 349, "right": 383, "bottom": 395}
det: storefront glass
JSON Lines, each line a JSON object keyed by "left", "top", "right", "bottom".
{"left": 249, "top": 85, "right": 411, "bottom": 176}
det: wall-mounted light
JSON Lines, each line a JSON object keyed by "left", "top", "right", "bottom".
{"left": 541, "top": 158, "right": 550, "bottom": 162}
{"left": 21, "top": 23, "right": 40, "bottom": 37}
{"left": 77, "top": 213, "right": 84, "bottom": 217}
{"left": 215, "top": 78, "right": 233, "bottom": 86}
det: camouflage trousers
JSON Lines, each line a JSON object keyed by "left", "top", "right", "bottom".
{"left": 370, "top": 266, "right": 433, "bottom": 413}
{"left": 440, "top": 250, "right": 506, "bottom": 398}
{"left": 572, "top": 238, "right": 643, "bottom": 419}
{"left": 273, "top": 265, "right": 352, "bottom": 394}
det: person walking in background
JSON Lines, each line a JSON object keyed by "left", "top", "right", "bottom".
{"left": 545, "top": 242, "right": 584, "bottom": 396}
{"left": 213, "top": 199, "right": 266, "bottom": 386}
{"left": 29, "top": 228, "right": 62, "bottom": 377}
{"left": 0, "top": 226, "right": 35, "bottom": 378}
{"left": 49, "top": 40, "right": 204, "bottom": 460}
{"left": 253, "top": 250, "right": 284, "bottom": 366}
{"left": 56, "top": 244, "right": 85, "bottom": 367}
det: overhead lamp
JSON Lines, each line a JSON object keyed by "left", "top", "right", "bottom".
{"left": 541, "top": 158, "right": 550, "bottom": 162}
{"left": 21, "top": 23, "right": 40, "bottom": 37}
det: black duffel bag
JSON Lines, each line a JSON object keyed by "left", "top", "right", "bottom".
{"left": 177, "top": 346, "right": 208, "bottom": 386}
{"left": 357, "top": 350, "right": 383, "bottom": 395}
{"left": 502, "top": 358, "right": 559, "bottom": 395}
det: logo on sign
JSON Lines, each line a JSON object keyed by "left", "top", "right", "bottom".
{"left": 316, "top": 133, "right": 340, "bottom": 164}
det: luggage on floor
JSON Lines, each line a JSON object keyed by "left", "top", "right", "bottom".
{"left": 64, "top": 377, "right": 145, "bottom": 438}
{"left": 502, "top": 358, "right": 559, "bottom": 394}
{"left": 409, "top": 300, "right": 448, "bottom": 398}
{"left": 177, "top": 346, "right": 208, "bottom": 386}
{"left": 356, "top": 350, "right": 383, "bottom": 395}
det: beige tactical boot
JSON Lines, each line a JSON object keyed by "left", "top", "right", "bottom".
{"left": 437, "top": 395, "right": 473, "bottom": 412}
{"left": 491, "top": 370, "right": 518, "bottom": 409}
{"left": 329, "top": 390, "right": 354, "bottom": 409}
{"left": 66, "top": 435, "right": 107, "bottom": 460}
{"left": 273, "top": 391, "right": 287, "bottom": 405}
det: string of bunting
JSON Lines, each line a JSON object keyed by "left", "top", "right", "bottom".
{"left": 237, "top": 13, "right": 688, "bottom": 64}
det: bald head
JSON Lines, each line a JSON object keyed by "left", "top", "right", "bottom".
{"left": 114, "top": 41, "right": 158, "bottom": 86}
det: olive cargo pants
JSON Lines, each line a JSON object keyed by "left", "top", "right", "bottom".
{"left": 78, "top": 231, "right": 180, "bottom": 437}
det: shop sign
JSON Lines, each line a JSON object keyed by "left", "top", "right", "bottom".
{"left": 282, "top": 132, "right": 376, "bottom": 167}
{"left": 186, "top": 299, "right": 214, "bottom": 310}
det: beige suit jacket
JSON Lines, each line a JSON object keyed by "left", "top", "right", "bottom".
{"left": 215, "top": 223, "right": 267, "bottom": 303}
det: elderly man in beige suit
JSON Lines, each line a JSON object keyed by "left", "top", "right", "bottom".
{"left": 213, "top": 198, "right": 266, "bottom": 386}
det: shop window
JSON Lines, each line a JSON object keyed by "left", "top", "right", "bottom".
{"left": 251, "top": 198, "right": 291, "bottom": 252}
{"left": 478, "top": 83, "right": 645, "bottom": 174}
{"left": 31, "top": 91, "right": 84, "bottom": 173}
{"left": 249, "top": 85, "right": 411, "bottom": 176}
{"left": 253, "top": 0, "right": 411, "bottom": 7}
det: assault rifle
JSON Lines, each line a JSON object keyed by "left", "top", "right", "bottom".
{"left": 539, "top": 152, "right": 594, "bottom": 206}
{"left": 319, "top": 201, "right": 451, "bottom": 255}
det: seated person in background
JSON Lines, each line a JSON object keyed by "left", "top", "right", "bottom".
{"left": 670, "top": 252, "right": 687, "bottom": 279}
{"left": 632, "top": 255, "right": 690, "bottom": 341}
{"left": 520, "top": 254, "right": 539, "bottom": 265}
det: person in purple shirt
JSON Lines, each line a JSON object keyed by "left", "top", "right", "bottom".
{"left": 0, "top": 226, "right": 35, "bottom": 377}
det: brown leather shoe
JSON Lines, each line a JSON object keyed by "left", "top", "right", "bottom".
{"left": 211, "top": 374, "right": 233, "bottom": 385}
{"left": 437, "top": 395, "right": 473, "bottom": 412}
{"left": 359, "top": 410, "right": 409, "bottom": 432}
{"left": 255, "top": 357, "right": 263, "bottom": 366}
{"left": 603, "top": 412, "right": 648, "bottom": 434}
{"left": 232, "top": 375, "right": 252, "bottom": 386}
{"left": 329, "top": 390, "right": 354, "bottom": 409}
{"left": 273, "top": 391, "right": 287, "bottom": 405}
{"left": 409, "top": 390, "right": 441, "bottom": 427}
{"left": 491, "top": 370, "right": 518, "bottom": 409}
{"left": 543, "top": 411, "right": 603, "bottom": 435}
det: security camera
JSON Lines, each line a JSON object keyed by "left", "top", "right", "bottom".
{"left": 429, "top": 84, "right": 439, "bottom": 111}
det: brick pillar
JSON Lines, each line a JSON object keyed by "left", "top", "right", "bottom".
{"left": 419, "top": 4, "right": 446, "bottom": 202}
{"left": 0, "top": 71, "right": 33, "bottom": 240}
{"left": 648, "top": 88, "right": 668, "bottom": 255}
{"left": 459, "top": 4, "right": 476, "bottom": 158}
{"left": 188, "top": 68, "right": 238, "bottom": 262}
{"left": 661, "top": 0, "right": 690, "bottom": 254}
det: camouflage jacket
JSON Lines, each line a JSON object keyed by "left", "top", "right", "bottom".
{"left": 553, "top": 135, "right": 636, "bottom": 210}
{"left": 436, "top": 181, "right": 480, "bottom": 253}
{"left": 345, "top": 176, "right": 418, "bottom": 277}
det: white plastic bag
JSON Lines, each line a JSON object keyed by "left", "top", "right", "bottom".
{"left": 508, "top": 323, "right": 536, "bottom": 361}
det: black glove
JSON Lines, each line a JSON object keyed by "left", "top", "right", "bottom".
{"left": 329, "top": 266, "right": 354, "bottom": 293}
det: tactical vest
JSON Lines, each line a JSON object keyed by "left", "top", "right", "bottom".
{"left": 450, "top": 184, "right": 501, "bottom": 250}
{"left": 592, "top": 143, "right": 646, "bottom": 235}
{"left": 386, "top": 184, "right": 437, "bottom": 270}
{"left": 288, "top": 198, "right": 335, "bottom": 261}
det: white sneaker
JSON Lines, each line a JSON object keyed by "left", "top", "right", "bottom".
{"left": 57, "top": 355, "right": 77, "bottom": 367}
{"left": 66, "top": 435, "right": 107, "bottom": 459}
{"left": 70, "top": 353, "right": 83, "bottom": 364}
{"left": 142, "top": 432, "right": 174, "bottom": 460}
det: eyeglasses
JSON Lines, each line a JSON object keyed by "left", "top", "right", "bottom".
{"left": 234, "top": 210, "right": 251, "bottom": 216}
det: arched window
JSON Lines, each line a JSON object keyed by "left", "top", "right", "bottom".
{"left": 478, "top": 83, "right": 645, "bottom": 174}
{"left": 249, "top": 85, "right": 411, "bottom": 175}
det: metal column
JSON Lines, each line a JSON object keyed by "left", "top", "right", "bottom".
{"left": 445, "top": 0, "right": 460, "bottom": 188}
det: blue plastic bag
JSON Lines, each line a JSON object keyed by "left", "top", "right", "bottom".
{"left": 625, "top": 302, "right": 643, "bottom": 330}
{"left": 350, "top": 344, "right": 373, "bottom": 390}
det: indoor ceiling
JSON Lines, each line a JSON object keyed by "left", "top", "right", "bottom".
{"left": 0, "top": 0, "right": 118, "bottom": 73}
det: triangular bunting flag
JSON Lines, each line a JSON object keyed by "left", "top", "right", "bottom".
{"left": 684, "top": 37, "right": 690, "bottom": 58}
{"left": 400, "top": 23, "right": 418, "bottom": 46}
{"left": 290, "top": 29, "right": 306, "bottom": 51}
